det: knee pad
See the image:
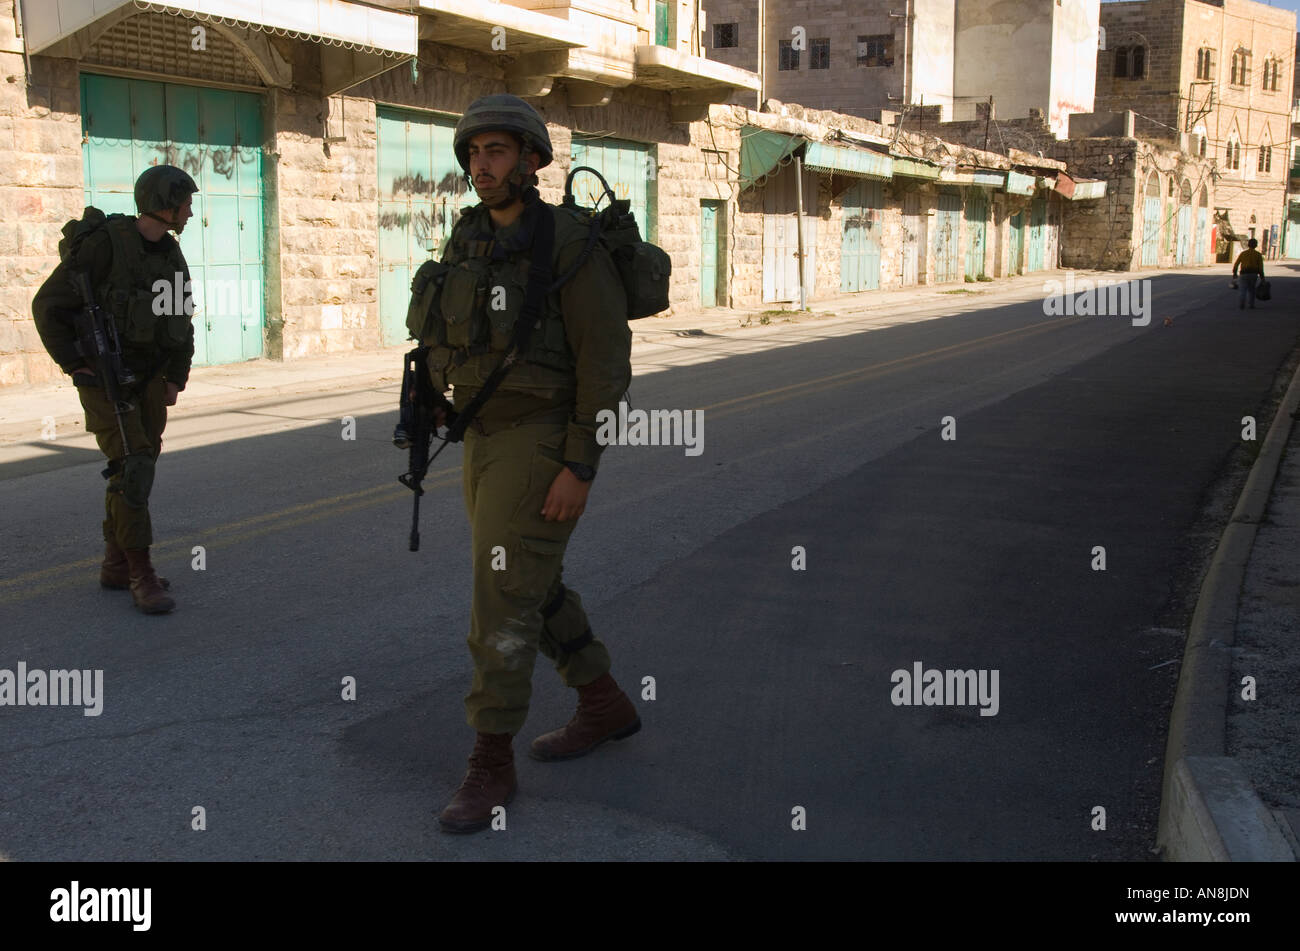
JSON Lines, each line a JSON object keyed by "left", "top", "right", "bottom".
{"left": 120, "top": 454, "right": 156, "bottom": 508}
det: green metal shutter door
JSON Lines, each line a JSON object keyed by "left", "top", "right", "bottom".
{"left": 964, "top": 190, "right": 988, "bottom": 279}
{"left": 1008, "top": 212, "right": 1023, "bottom": 276}
{"left": 376, "top": 106, "right": 469, "bottom": 347}
{"left": 1028, "top": 198, "right": 1048, "bottom": 272}
{"left": 1176, "top": 204, "right": 1192, "bottom": 265}
{"left": 934, "top": 190, "right": 962, "bottom": 283}
{"left": 80, "top": 73, "right": 265, "bottom": 367}
{"left": 1141, "top": 197, "right": 1161, "bottom": 267}
{"left": 700, "top": 201, "right": 718, "bottom": 307}
{"left": 570, "top": 135, "right": 655, "bottom": 245}
{"left": 840, "top": 180, "right": 881, "bottom": 292}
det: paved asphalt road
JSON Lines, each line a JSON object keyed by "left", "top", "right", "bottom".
{"left": 1, "top": 267, "right": 1296, "bottom": 860}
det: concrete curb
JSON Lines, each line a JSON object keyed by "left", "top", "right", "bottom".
{"left": 1156, "top": 351, "right": 1300, "bottom": 862}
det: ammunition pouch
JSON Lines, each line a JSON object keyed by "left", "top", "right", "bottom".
{"left": 406, "top": 260, "right": 451, "bottom": 344}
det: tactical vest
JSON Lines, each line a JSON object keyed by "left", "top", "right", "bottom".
{"left": 60, "top": 209, "right": 193, "bottom": 353}
{"left": 408, "top": 200, "right": 595, "bottom": 396}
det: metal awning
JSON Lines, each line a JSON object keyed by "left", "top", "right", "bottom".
{"left": 739, "top": 126, "right": 803, "bottom": 189}
{"left": 1070, "top": 180, "right": 1107, "bottom": 200}
{"left": 971, "top": 169, "right": 1005, "bottom": 188}
{"left": 1053, "top": 173, "right": 1076, "bottom": 199}
{"left": 938, "top": 168, "right": 975, "bottom": 185}
{"left": 891, "top": 156, "right": 941, "bottom": 180}
{"left": 803, "top": 141, "right": 893, "bottom": 181}
{"left": 1006, "top": 170, "right": 1037, "bottom": 195}
{"left": 22, "top": 0, "right": 418, "bottom": 94}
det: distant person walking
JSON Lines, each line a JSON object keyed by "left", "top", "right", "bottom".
{"left": 1232, "top": 238, "right": 1265, "bottom": 310}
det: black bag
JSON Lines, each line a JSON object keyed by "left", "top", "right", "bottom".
{"left": 1255, "top": 279, "right": 1271, "bottom": 301}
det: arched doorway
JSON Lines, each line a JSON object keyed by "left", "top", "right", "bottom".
{"left": 1175, "top": 180, "right": 1193, "bottom": 266}
{"left": 1141, "top": 172, "right": 1161, "bottom": 267}
{"left": 1196, "top": 186, "right": 1210, "bottom": 264}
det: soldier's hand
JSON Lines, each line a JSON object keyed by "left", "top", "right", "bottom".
{"left": 542, "top": 467, "right": 590, "bottom": 522}
{"left": 164, "top": 382, "right": 180, "bottom": 406}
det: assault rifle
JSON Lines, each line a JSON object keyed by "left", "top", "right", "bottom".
{"left": 69, "top": 269, "right": 135, "bottom": 456}
{"left": 394, "top": 346, "right": 459, "bottom": 552}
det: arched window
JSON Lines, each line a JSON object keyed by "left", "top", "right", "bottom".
{"left": 1145, "top": 171, "right": 1161, "bottom": 198}
{"left": 1113, "top": 45, "right": 1147, "bottom": 79}
{"left": 1257, "top": 143, "right": 1272, "bottom": 174}
{"left": 1230, "top": 48, "right": 1251, "bottom": 85}
{"left": 1261, "top": 58, "right": 1281, "bottom": 92}
{"left": 1195, "top": 47, "right": 1215, "bottom": 80}
{"left": 1226, "top": 138, "right": 1241, "bottom": 170}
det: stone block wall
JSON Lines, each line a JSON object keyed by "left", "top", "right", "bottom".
{"left": 0, "top": 0, "right": 85, "bottom": 387}
{"left": 1054, "top": 136, "right": 1217, "bottom": 271}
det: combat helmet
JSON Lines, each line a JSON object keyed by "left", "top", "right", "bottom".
{"left": 134, "top": 165, "right": 199, "bottom": 217}
{"left": 453, "top": 94, "right": 553, "bottom": 173}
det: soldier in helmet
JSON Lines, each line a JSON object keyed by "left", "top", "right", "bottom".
{"left": 411, "top": 95, "right": 640, "bottom": 833}
{"left": 32, "top": 164, "right": 198, "bottom": 614}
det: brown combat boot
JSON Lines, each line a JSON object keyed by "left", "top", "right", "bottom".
{"left": 124, "top": 548, "right": 175, "bottom": 614}
{"left": 530, "top": 673, "right": 641, "bottom": 762}
{"left": 438, "top": 732, "right": 517, "bottom": 834}
{"left": 101, "top": 540, "right": 168, "bottom": 590}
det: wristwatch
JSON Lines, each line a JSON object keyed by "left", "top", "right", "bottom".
{"left": 564, "top": 461, "right": 595, "bottom": 482}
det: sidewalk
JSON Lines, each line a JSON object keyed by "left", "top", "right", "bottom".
{"left": 1158, "top": 352, "right": 1300, "bottom": 861}
{"left": 0, "top": 266, "right": 1127, "bottom": 445}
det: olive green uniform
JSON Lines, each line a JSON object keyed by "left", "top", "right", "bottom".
{"left": 417, "top": 196, "right": 631, "bottom": 735}
{"left": 32, "top": 218, "right": 194, "bottom": 550}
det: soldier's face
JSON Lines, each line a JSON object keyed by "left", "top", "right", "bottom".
{"left": 165, "top": 197, "right": 194, "bottom": 234}
{"left": 467, "top": 133, "right": 537, "bottom": 188}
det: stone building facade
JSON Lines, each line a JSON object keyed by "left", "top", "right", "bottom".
{"left": 1054, "top": 129, "right": 1218, "bottom": 271}
{"left": 2, "top": 0, "right": 1108, "bottom": 388}
{"left": 702, "top": 0, "right": 1101, "bottom": 135}
{"left": 1094, "top": 0, "right": 1296, "bottom": 255}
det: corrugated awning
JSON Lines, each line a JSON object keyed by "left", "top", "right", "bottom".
{"left": 1053, "top": 173, "right": 1076, "bottom": 199}
{"left": 1006, "top": 170, "right": 1037, "bottom": 195}
{"left": 23, "top": 0, "right": 418, "bottom": 94}
{"left": 739, "top": 126, "right": 804, "bottom": 189}
{"left": 891, "top": 156, "right": 941, "bottom": 180}
{"left": 971, "top": 169, "right": 1005, "bottom": 188}
{"left": 803, "top": 141, "right": 893, "bottom": 181}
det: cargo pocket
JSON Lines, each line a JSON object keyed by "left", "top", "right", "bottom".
{"left": 505, "top": 428, "right": 576, "bottom": 542}
{"left": 500, "top": 534, "right": 567, "bottom": 599}
{"left": 441, "top": 260, "right": 489, "bottom": 348}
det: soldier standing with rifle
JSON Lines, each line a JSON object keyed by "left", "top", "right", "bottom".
{"left": 403, "top": 95, "right": 641, "bottom": 833}
{"left": 32, "top": 165, "right": 198, "bottom": 615}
